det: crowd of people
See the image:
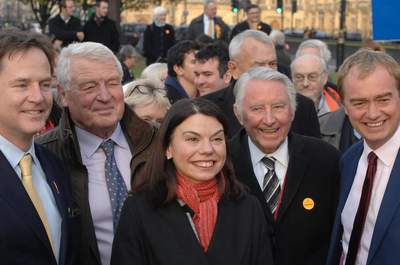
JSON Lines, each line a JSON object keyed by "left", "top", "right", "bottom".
{"left": 1, "top": 0, "right": 400, "bottom": 265}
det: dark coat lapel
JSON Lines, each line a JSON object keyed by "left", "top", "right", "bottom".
{"left": 0, "top": 149, "right": 54, "bottom": 257}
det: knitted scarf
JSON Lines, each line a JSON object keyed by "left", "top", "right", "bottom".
{"left": 176, "top": 172, "right": 225, "bottom": 252}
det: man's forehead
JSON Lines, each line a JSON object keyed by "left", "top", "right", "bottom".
{"left": 293, "top": 57, "right": 322, "bottom": 72}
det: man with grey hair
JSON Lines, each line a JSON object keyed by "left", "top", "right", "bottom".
{"left": 291, "top": 54, "right": 341, "bottom": 117}
{"left": 187, "top": 0, "right": 229, "bottom": 42}
{"left": 36, "top": 42, "right": 157, "bottom": 265}
{"left": 270, "top": 29, "right": 291, "bottom": 70}
{"left": 203, "top": 29, "right": 321, "bottom": 139}
{"left": 118, "top": 45, "right": 137, "bottom": 85}
{"left": 229, "top": 66, "right": 341, "bottom": 265}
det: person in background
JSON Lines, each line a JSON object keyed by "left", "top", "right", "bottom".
{"left": 118, "top": 45, "right": 137, "bottom": 85}
{"left": 0, "top": 26, "right": 80, "bottom": 265}
{"left": 143, "top": 6, "right": 175, "bottom": 66}
{"left": 362, "top": 38, "right": 386, "bottom": 52}
{"left": 48, "top": 0, "right": 83, "bottom": 47}
{"left": 194, "top": 42, "right": 231, "bottom": 96}
{"left": 123, "top": 78, "right": 171, "bottom": 124}
{"left": 111, "top": 98, "right": 273, "bottom": 265}
{"left": 141, "top": 62, "right": 168, "bottom": 85}
{"left": 187, "top": 0, "right": 229, "bottom": 42}
{"left": 269, "top": 29, "right": 291, "bottom": 71}
{"left": 83, "top": 0, "right": 120, "bottom": 54}
{"left": 230, "top": 4, "right": 272, "bottom": 41}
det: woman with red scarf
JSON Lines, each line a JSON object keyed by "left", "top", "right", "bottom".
{"left": 111, "top": 98, "right": 273, "bottom": 264}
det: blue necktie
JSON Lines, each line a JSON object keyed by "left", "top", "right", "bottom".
{"left": 101, "top": 139, "right": 128, "bottom": 233}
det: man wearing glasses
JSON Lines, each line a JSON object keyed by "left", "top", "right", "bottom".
{"left": 36, "top": 42, "right": 157, "bottom": 265}
{"left": 291, "top": 54, "right": 341, "bottom": 117}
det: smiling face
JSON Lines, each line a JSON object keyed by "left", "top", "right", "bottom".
{"left": 342, "top": 67, "right": 400, "bottom": 150}
{"left": 0, "top": 48, "right": 52, "bottom": 150}
{"left": 166, "top": 114, "right": 226, "bottom": 184}
{"left": 59, "top": 58, "right": 124, "bottom": 139}
{"left": 194, "top": 58, "right": 226, "bottom": 96}
{"left": 234, "top": 79, "right": 294, "bottom": 154}
{"left": 157, "top": 13, "right": 166, "bottom": 24}
{"left": 229, "top": 38, "right": 277, "bottom": 80}
{"left": 247, "top": 7, "right": 260, "bottom": 23}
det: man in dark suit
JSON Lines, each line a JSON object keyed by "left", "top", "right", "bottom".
{"left": 0, "top": 27, "right": 80, "bottom": 265}
{"left": 229, "top": 67, "right": 341, "bottom": 265}
{"left": 327, "top": 50, "right": 400, "bottom": 265}
{"left": 230, "top": 4, "right": 272, "bottom": 40}
{"left": 186, "top": 0, "right": 229, "bottom": 42}
{"left": 203, "top": 30, "right": 321, "bottom": 139}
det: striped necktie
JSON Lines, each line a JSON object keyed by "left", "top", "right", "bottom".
{"left": 261, "top": 156, "right": 281, "bottom": 215}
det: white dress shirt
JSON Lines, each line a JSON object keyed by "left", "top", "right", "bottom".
{"left": 75, "top": 123, "right": 132, "bottom": 265}
{"left": 248, "top": 136, "right": 289, "bottom": 189}
{"left": 341, "top": 125, "right": 400, "bottom": 264}
{"left": 0, "top": 135, "right": 62, "bottom": 263}
{"left": 203, "top": 13, "right": 214, "bottom": 38}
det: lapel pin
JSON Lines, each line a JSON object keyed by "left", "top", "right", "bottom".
{"left": 303, "top": 198, "right": 314, "bottom": 210}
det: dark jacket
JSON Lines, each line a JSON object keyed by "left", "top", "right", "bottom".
{"left": 229, "top": 130, "right": 341, "bottom": 265}
{"left": 202, "top": 79, "right": 321, "bottom": 139}
{"left": 230, "top": 21, "right": 272, "bottom": 40}
{"left": 48, "top": 14, "right": 82, "bottom": 47}
{"left": 143, "top": 23, "right": 175, "bottom": 66}
{"left": 187, "top": 14, "right": 229, "bottom": 42}
{"left": 120, "top": 60, "right": 134, "bottom": 85}
{"left": 83, "top": 15, "right": 119, "bottom": 54}
{"left": 165, "top": 75, "right": 189, "bottom": 105}
{"left": 275, "top": 45, "right": 292, "bottom": 70}
{"left": 35, "top": 104, "right": 157, "bottom": 265}
{"left": 111, "top": 193, "right": 273, "bottom": 265}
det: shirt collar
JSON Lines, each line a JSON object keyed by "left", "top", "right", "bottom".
{"left": 75, "top": 123, "right": 129, "bottom": 158}
{"left": 204, "top": 13, "right": 213, "bottom": 21}
{"left": 364, "top": 124, "right": 400, "bottom": 167}
{"left": 248, "top": 136, "right": 289, "bottom": 168}
{"left": 0, "top": 135, "right": 38, "bottom": 171}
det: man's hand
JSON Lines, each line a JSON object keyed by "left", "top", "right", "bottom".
{"left": 77, "top": 32, "right": 84, "bottom": 41}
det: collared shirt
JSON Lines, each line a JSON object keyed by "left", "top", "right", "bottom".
{"left": 0, "top": 135, "right": 62, "bottom": 263}
{"left": 75, "top": 123, "right": 132, "bottom": 265}
{"left": 248, "top": 136, "right": 289, "bottom": 189}
{"left": 203, "top": 13, "right": 214, "bottom": 38}
{"left": 341, "top": 124, "right": 400, "bottom": 265}
{"left": 60, "top": 14, "right": 70, "bottom": 24}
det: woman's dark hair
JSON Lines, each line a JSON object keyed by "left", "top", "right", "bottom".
{"left": 133, "top": 98, "right": 247, "bottom": 206}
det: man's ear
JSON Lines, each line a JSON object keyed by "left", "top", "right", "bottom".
{"left": 173, "top": 64, "right": 183, "bottom": 77}
{"left": 233, "top": 105, "right": 244, "bottom": 126}
{"left": 57, "top": 84, "right": 68, "bottom": 108}
{"left": 223, "top": 70, "right": 232, "bottom": 86}
{"left": 228, "top": 61, "right": 239, "bottom": 80}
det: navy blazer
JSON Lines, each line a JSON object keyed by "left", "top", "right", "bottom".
{"left": 229, "top": 130, "right": 340, "bottom": 265}
{"left": 326, "top": 141, "right": 400, "bottom": 265}
{"left": 0, "top": 143, "right": 80, "bottom": 265}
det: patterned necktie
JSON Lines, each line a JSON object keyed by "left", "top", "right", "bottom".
{"left": 100, "top": 140, "right": 128, "bottom": 234}
{"left": 345, "top": 152, "right": 378, "bottom": 265}
{"left": 20, "top": 154, "right": 55, "bottom": 256}
{"left": 261, "top": 156, "right": 281, "bottom": 215}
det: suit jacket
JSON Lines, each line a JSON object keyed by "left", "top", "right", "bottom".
{"left": 326, "top": 141, "right": 400, "bottom": 265}
{"left": 0, "top": 143, "right": 80, "bottom": 265}
{"left": 83, "top": 15, "right": 120, "bottom": 54}
{"left": 48, "top": 14, "right": 82, "bottom": 47}
{"left": 230, "top": 20, "right": 272, "bottom": 41}
{"left": 202, "top": 79, "right": 321, "bottom": 139}
{"left": 111, "top": 193, "right": 273, "bottom": 265}
{"left": 187, "top": 14, "right": 229, "bottom": 42}
{"left": 229, "top": 130, "right": 341, "bottom": 265}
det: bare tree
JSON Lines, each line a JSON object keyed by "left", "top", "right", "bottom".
{"left": 22, "top": 0, "right": 59, "bottom": 33}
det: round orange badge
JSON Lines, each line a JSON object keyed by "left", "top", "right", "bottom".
{"left": 166, "top": 29, "right": 170, "bottom": 34}
{"left": 257, "top": 25, "right": 262, "bottom": 30}
{"left": 303, "top": 198, "right": 314, "bottom": 210}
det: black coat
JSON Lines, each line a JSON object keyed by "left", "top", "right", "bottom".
{"left": 143, "top": 23, "right": 175, "bottom": 66}
{"left": 187, "top": 14, "right": 229, "bottom": 42}
{"left": 230, "top": 21, "right": 272, "bottom": 41}
{"left": 48, "top": 14, "right": 82, "bottom": 47}
{"left": 202, "top": 79, "right": 321, "bottom": 139}
{"left": 83, "top": 15, "right": 119, "bottom": 54}
{"left": 229, "top": 130, "right": 341, "bottom": 265}
{"left": 120, "top": 61, "right": 134, "bottom": 85}
{"left": 111, "top": 193, "right": 273, "bottom": 265}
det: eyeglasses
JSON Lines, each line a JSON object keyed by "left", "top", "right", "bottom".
{"left": 293, "top": 71, "right": 325, "bottom": 82}
{"left": 128, "top": 85, "right": 167, "bottom": 97}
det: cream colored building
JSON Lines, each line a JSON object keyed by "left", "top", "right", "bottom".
{"left": 121, "top": 0, "right": 372, "bottom": 38}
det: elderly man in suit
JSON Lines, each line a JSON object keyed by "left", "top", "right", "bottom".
{"left": 229, "top": 67, "right": 341, "bottom": 265}
{"left": 0, "top": 27, "right": 80, "bottom": 265}
{"left": 203, "top": 30, "right": 321, "bottom": 139}
{"left": 326, "top": 50, "right": 400, "bottom": 265}
{"left": 36, "top": 42, "right": 157, "bottom": 265}
{"left": 186, "top": 0, "right": 229, "bottom": 42}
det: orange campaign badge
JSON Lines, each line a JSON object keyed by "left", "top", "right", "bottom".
{"left": 166, "top": 29, "right": 170, "bottom": 34}
{"left": 215, "top": 24, "right": 220, "bottom": 30}
{"left": 258, "top": 25, "right": 262, "bottom": 30}
{"left": 303, "top": 198, "right": 314, "bottom": 210}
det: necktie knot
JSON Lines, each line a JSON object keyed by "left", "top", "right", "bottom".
{"left": 261, "top": 156, "right": 276, "bottom": 170}
{"left": 101, "top": 139, "right": 116, "bottom": 157}
{"left": 368, "top": 152, "right": 378, "bottom": 166}
{"left": 19, "top": 154, "right": 32, "bottom": 177}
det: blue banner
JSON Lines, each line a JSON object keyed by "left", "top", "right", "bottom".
{"left": 372, "top": 0, "right": 400, "bottom": 41}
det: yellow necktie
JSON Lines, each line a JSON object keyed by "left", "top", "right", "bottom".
{"left": 20, "top": 154, "right": 55, "bottom": 256}
{"left": 208, "top": 19, "right": 212, "bottom": 37}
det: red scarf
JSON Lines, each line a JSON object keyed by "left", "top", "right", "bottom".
{"left": 176, "top": 172, "right": 225, "bottom": 252}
